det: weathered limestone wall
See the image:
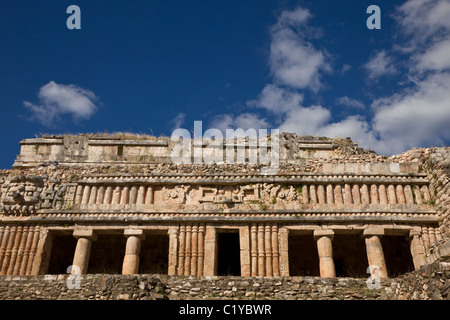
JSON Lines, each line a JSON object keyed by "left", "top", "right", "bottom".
{"left": 0, "top": 260, "right": 448, "bottom": 300}
{"left": 390, "top": 147, "right": 450, "bottom": 261}
{"left": 0, "top": 134, "right": 448, "bottom": 287}
{"left": 13, "top": 134, "right": 375, "bottom": 168}
{"left": 0, "top": 274, "right": 395, "bottom": 300}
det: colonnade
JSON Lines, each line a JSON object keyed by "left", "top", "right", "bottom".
{"left": 71, "top": 182, "right": 432, "bottom": 206}
{"left": 66, "top": 224, "right": 435, "bottom": 278}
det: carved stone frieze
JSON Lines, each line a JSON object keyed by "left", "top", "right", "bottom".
{"left": 0, "top": 174, "right": 44, "bottom": 214}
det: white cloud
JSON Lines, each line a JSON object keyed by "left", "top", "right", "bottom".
{"left": 316, "top": 116, "right": 384, "bottom": 151}
{"left": 170, "top": 112, "right": 186, "bottom": 130}
{"left": 415, "top": 39, "right": 450, "bottom": 72}
{"left": 396, "top": 0, "right": 450, "bottom": 43}
{"left": 269, "top": 7, "right": 330, "bottom": 92}
{"left": 372, "top": 72, "right": 450, "bottom": 153}
{"left": 335, "top": 96, "right": 365, "bottom": 109}
{"left": 247, "top": 84, "right": 304, "bottom": 114}
{"left": 363, "top": 50, "right": 397, "bottom": 79}
{"left": 396, "top": 0, "right": 450, "bottom": 75}
{"left": 278, "top": 7, "right": 312, "bottom": 26}
{"left": 278, "top": 105, "right": 331, "bottom": 135}
{"left": 341, "top": 64, "right": 352, "bottom": 74}
{"left": 209, "top": 2, "right": 450, "bottom": 155}
{"left": 24, "top": 81, "right": 98, "bottom": 126}
{"left": 209, "top": 113, "right": 270, "bottom": 133}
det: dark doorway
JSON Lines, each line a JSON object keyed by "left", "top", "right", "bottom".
{"left": 140, "top": 233, "right": 169, "bottom": 274}
{"left": 381, "top": 235, "right": 415, "bottom": 277}
{"left": 288, "top": 233, "right": 319, "bottom": 276}
{"left": 217, "top": 231, "right": 241, "bottom": 276}
{"left": 87, "top": 234, "right": 126, "bottom": 274}
{"left": 332, "top": 233, "right": 368, "bottom": 278}
{"left": 47, "top": 234, "right": 77, "bottom": 274}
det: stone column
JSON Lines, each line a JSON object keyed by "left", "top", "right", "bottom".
{"left": 428, "top": 227, "right": 436, "bottom": 243}
{"left": 317, "top": 185, "right": 326, "bottom": 204}
{"left": 413, "top": 186, "right": 422, "bottom": 204}
{"left": 409, "top": 230, "right": 426, "bottom": 270}
{"left": 302, "top": 185, "right": 309, "bottom": 204}
{"left": 421, "top": 186, "right": 431, "bottom": 203}
{"left": 344, "top": 184, "right": 353, "bottom": 204}
{"left": 404, "top": 185, "right": 415, "bottom": 204}
{"left": 363, "top": 228, "right": 388, "bottom": 278}
{"left": 177, "top": 225, "right": 186, "bottom": 276}
{"left": 88, "top": 186, "right": 97, "bottom": 205}
{"left": 378, "top": 185, "right": 388, "bottom": 204}
{"left": 145, "top": 186, "right": 154, "bottom": 204}
{"left": 326, "top": 184, "right": 334, "bottom": 204}
{"left": 74, "top": 186, "right": 84, "bottom": 204}
{"left": 387, "top": 185, "right": 397, "bottom": 204}
{"left": 167, "top": 227, "right": 178, "bottom": 276}
{"left": 203, "top": 224, "right": 216, "bottom": 276}
{"left": 309, "top": 185, "right": 317, "bottom": 204}
{"left": 72, "top": 229, "right": 97, "bottom": 275}
{"left": 314, "top": 230, "right": 336, "bottom": 278}
{"left": 32, "top": 229, "right": 52, "bottom": 275}
{"left": 104, "top": 186, "right": 113, "bottom": 204}
{"left": 20, "top": 226, "right": 35, "bottom": 275}
{"left": 278, "top": 227, "right": 289, "bottom": 277}
{"left": 129, "top": 186, "right": 138, "bottom": 204}
{"left": 112, "top": 186, "right": 121, "bottom": 204}
{"left": 0, "top": 226, "right": 11, "bottom": 271}
{"left": 1, "top": 225, "right": 16, "bottom": 275}
{"left": 122, "top": 229, "right": 145, "bottom": 275}
{"left": 13, "top": 226, "right": 29, "bottom": 275}
{"left": 239, "top": 226, "right": 251, "bottom": 277}
{"left": 370, "top": 184, "right": 379, "bottom": 204}
{"left": 136, "top": 186, "right": 146, "bottom": 205}
{"left": 96, "top": 186, "right": 105, "bottom": 204}
{"left": 396, "top": 185, "right": 406, "bottom": 204}
{"left": 264, "top": 225, "right": 273, "bottom": 277}
{"left": 352, "top": 184, "right": 361, "bottom": 204}
{"left": 250, "top": 224, "right": 258, "bottom": 276}
{"left": 334, "top": 185, "right": 343, "bottom": 204}
{"left": 120, "top": 186, "right": 129, "bottom": 205}
{"left": 7, "top": 226, "right": 23, "bottom": 275}
{"left": 257, "top": 224, "right": 265, "bottom": 276}
{"left": 421, "top": 227, "right": 430, "bottom": 249}
{"left": 361, "top": 184, "right": 370, "bottom": 204}
{"left": 81, "top": 186, "right": 91, "bottom": 205}
{"left": 26, "top": 228, "right": 40, "bottom": 275}
{"left": 184, "top": 225, "right": 192, "bottom": 276}
{"left": 271, "top": 225, "right": 280, "bottom": 276}
{"left": 191, "top": 224, "right": 198, "bottom": 276}
{"left": 435, "top": 229, "right": 443, "bottom": 242}
{"left": 197, "top": 224, "right": 205, "bottom": 276}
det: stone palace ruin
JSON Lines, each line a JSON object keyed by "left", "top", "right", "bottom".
{"left": 0, "top": 133, "right": 448, "bottom": 282}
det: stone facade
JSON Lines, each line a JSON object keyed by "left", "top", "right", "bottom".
{"left": 0, "top": 134, "right": 449, "bottom": 292}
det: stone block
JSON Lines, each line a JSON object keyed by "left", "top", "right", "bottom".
{"left": 73, "top": 229, "right": 97, "bottom": 240}
{"left": 363, "top": 227, "right": 384, "bottom": 237}
{"left": 313, "top": 229, "right": 334, "bottom": 239}
{"left": 389, "top": 163, "right": 400, "bottom": 173}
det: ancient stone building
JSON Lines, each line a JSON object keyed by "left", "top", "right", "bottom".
{"left": 0, "top": 133, "right": 448, "bottom": 281}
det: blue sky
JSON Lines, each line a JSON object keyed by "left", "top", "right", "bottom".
{"left": 1, "top": 0, "right": 449, "bottom": 168}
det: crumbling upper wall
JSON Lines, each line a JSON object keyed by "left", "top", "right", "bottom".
{"left": 12, "top": 133, "right": 376, "bottom": 168}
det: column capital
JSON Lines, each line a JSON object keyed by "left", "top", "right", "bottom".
{"left": 363, "top": 227, "right": 384, "bottom": 237}
{"left": 409, "top": 229, "right": 421, "bottom": 238}
{"left": 73, "top": 229, "right": 97, "bottom": 241}
{"left": 124, "top": 228, "right": 146, "bottom": 240}
{"left": 313, "top": 229, "right": 334, "bottom": 240}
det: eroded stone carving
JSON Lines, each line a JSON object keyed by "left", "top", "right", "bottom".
{"left": 0, "top": 174, "right": 44, "bottom": 214}
{"left": 160, "top": 185, "right": 190, "bottom": 204}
